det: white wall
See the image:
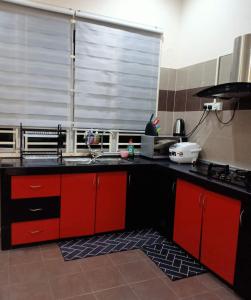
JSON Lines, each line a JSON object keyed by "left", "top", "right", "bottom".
{"left": 177, "top": 0, "right": 251, "bottom": 67}
{"left": 30, "top": 0, "right": 182, "bottom": 69}
{"left": 16, "top": 0, "right": 251, "bottom": 68}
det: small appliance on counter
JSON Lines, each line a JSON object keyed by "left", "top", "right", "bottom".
{"left": 141, "top": 135, "right": 181, "bottom": 159}
{"left": 169, "top": 142, "right": 201, "bottom": 163}
{"left": 173, "top": 118, "right": 185, "bottom": 136}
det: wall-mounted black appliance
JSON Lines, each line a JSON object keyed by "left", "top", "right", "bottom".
{"left": 195, "top": 33, "right": 251, "bottom": 99}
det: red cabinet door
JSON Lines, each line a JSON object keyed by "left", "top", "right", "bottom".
{"left": 95, "top": 172, "right": 127, "bottom": 234}
{"left": 200, "top": 191, "right": 241, "bottom": 284}
{"left": 173, "top": 179, "right": 204, "bottom": 259}
{"left": 60, "top": 173, "right": 96, "bottom": 238}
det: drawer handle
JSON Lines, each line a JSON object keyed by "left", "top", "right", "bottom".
{"left": 29, "top": 185, "right": 42, "bottom": 189}
{"left": 29, "top": 208, "right": 43, "bottom": 212}
{"left": 29, "top": 230, "right": 42, "bottom": 235}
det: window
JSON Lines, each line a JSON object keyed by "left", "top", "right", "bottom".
{"left": 117, "top": 132, "right": 142, "bottom": 152}
{"left": 0, "top": 3, "right": 161, "bottom": 156}
{"left": 74, "top": 19, "right": 160, "bottom": 130}
{"left": 73, "top": 129, "right": 111, "bottom": 153}
{"left": 0, "top": 3, "right": 72, "bottom": 127}
{"left": 22, "top": 129, "right": 67, "bottom": 152}
{"left": 0, "top": 128, "right": 17, "bottom": 152}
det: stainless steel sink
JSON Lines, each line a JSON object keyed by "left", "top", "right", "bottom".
{"left": 63, "top": 157, "right": 132, "bottom": 165}
{"left": 95, "top": 158, "right": 133, "bottom": 164}
{"left": 63, "top": 158, "right": 92, "bottom": 164}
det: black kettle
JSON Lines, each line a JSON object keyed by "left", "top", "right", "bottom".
{"left": 173, "top": 118, "right": 185, "bottom": 136}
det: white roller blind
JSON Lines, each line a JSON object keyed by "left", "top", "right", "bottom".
{"left": 0, "top": 4, "right": 72, "bottom": 127}
{"left": 74, "top": 19, "right": 161, "bottom": 130}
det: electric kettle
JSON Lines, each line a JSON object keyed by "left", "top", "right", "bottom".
{"left": 173, "top": 118, "right": 185, "bottom": 136}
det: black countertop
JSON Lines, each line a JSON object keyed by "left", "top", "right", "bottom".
{"left": 0, "top": 157, "right": 250, "bottom": 203}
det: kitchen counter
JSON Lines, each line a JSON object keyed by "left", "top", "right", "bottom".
{"left": 0, "top": 156, "right": 251, "bottom": 203}
{"left": 1, "top": 157, "right": 250, "bottom": 297}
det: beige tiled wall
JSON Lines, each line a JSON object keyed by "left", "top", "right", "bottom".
{"left": 158, "top": 68, "right": 176, "bottom": 91}
{"left": 157, "top": 54, "right": 251, "bottom": 168}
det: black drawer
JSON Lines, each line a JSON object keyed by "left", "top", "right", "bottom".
{"left": 10, "top": 197, "right": 60, "bottom": 222}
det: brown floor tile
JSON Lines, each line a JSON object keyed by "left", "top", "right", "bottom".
{"left": 85, "top": 265, "right": 126, "bottom": 292}
{"left": 49, "top": 272, "right": 92, "bottom": 299}
{"left": 66, "top": 294, "right": 97, "bottom": 300}
{"left": 9, "top": 247, "right": 42, "bottom": 265}
{"left": 214, "top": 287, "right": 243, "bottom": 300}
{"left": 197, "top": 273, "right": 227, "bottom": 291}
{"left": 8, "top": 281, "right": 52, "bottom": 300}
{"left": 0, "top": 251, "right": 10, "bottom": 268}
{"left": 134, "top": 249, "right": 148, "bottom": 259}
{"left": 131, "top": 278, "right": 178, "bottom": 300}
{"left": 109, "top": 250, "right": 143, "bottom": 266}
{"left": 142, "top": 257, "right": 166, "bottom": 278}
{"left": 170, "top": 276, "right": 209, "bottom": 298}
{"left": 39, "top": 243, "right": 58, "bottom": 251}
{"left": 41, "top": 247, "right": 63, "bottom": 261}
{"left": 94, "top": 285, "right": 138, "bottom": 300}
{"left": 79, "top": 255, "right": 112, "bottom": 272}
{"left": 183, "top": 291, "right": 221, "bottom": 300}
{"left": 159, "top": 273, "right": 176, "bottom": 288}
{"left": 0, "top": 285, "right": 10, "bottom": 300}
{"left": 9, "top": 261, "right": 47, "bottom": 285}
{"left": 117, "top": 260, "right": 157, "bottom": 283}
{"left": 45, "top": 258, "right": 81, "bottom": 278}
{"left": 0, "top": 266, "right": 9, "bottom": 287}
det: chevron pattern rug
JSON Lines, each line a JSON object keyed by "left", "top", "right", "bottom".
{"left": 141, "top": 242, "right": 207, "bottom": 280}
{"left": 58, "top": 228, "right": 207, "bottom": 281}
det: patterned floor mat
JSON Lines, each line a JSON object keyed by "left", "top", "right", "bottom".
{"left": 58, "top": 228, "right": 207, "bottom": 281}
{"left": 141, "top": 242, "right": 207, "bottom": 280}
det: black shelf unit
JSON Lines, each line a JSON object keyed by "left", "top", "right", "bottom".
{"left": 19, "top": 124, "right": 63, "bottom": 162}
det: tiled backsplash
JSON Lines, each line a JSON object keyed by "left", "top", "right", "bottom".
{"left": 157, "top": 56, "right": 251, "bottom": 169}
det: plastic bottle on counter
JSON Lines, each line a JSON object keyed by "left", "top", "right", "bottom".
{"left": 127, "top": 138, "right": 135, "bottom": 158}
{"left": 94, "top": 131, "right": 100, "bottom": 144}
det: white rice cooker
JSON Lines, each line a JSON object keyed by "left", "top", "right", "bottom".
{"left": 169, "top": 142, "right": 201, "bottom": 163}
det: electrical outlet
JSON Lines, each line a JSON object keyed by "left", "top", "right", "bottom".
{"left": 203, "top": 102, "right": 223, "bottom": 111}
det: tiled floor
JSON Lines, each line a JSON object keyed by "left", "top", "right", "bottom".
{"left": 0, "top": 242, "right": 243, "bottom": 300}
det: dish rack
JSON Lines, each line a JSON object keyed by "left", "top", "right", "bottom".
{"left": 20, "top": 124, "right": 63, "bottom": 161}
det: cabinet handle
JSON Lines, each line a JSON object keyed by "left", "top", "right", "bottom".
{"left": 97, "top": 177, "right": 100, "bottom": 188}
{"left": 29, "top": 185, "right": 42, "bottom": 189}
{"left": 203, "top": 196, "right": 207, "bottom": 210}
{"left": 198, "top": 193, "right": 203, "bottom": 207}
{"left": 29, "top": 208, "right": 43, "bottom": 212}
{"left": 171, "top": 181, "right": 176, "bottom": 193}
{"left": 240, "top": 209, "right": 245, "bottom": 226}
{"left": 29, "top": 230, "right": 42, "bottom": 235}
{"left": 128, "top": 174, "right": 131, "bottom": 185}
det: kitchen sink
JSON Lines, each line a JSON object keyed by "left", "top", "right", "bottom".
{"left": 95, "top": 158, "right": 133, "bottom": 164}
{"left": 63, "top": 157, "right": 133, "bottom": 165}
{"left": 63, "top": 158, "right": 92, "bottom": 164}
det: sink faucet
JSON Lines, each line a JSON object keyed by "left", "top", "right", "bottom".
{"left": 87, "top": 144, "right": 103, "bottom": 163}
{"left": 85, "top": 130, "right": 114, "bottom": 163}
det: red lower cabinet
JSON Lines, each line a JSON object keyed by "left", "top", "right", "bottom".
{"left": 173, "top": 179, "right": 204, "bottom": 259}
{"left": 11, "top": 219, "right": 59, "bottom": 245}
{"left": 200, "top": 191, "right": 241, "bottom": 284}
{"left": 174, "top": 179, "right": 241, "bottom": 285}
{"left": 60, "top": 173, "right": 96, "bottom": 238}
{"left": 95, "top": 172, "right": 127, "bottom": 234}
